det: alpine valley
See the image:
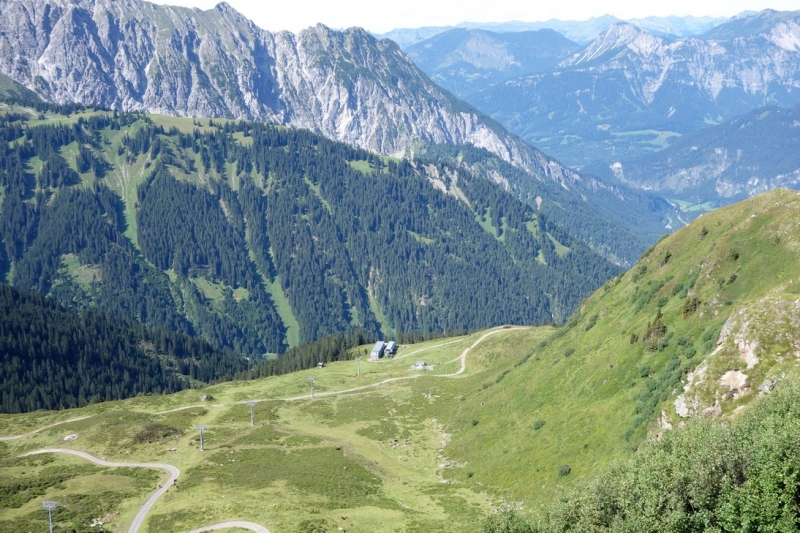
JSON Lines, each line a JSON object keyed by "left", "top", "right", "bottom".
{"left": 1, "top": 3, "right": 800, "bottom": 533}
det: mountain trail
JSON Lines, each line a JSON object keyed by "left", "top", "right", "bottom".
{"left": 22, "top": 448, "right": 180, "bottom": 533}
{"left": 0, "top": 326, "right": 525, "bottom": 436}
{"left": 0, "top": 416, "right": 93, "bottom": 442}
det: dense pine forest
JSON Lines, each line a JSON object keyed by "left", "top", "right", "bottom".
{"left": 0, "top": 283, "right": 248, "bottom": 413}
{"left": 0, "top": 103, "right": 620, "bottom": 357}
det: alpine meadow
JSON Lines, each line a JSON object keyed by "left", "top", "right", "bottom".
{"left": 1, "top": 2, "right": 800, "bottom": 533}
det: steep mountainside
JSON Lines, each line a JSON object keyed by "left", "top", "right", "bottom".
{"left": 440, "top": 189, "right": 800, "bottom": 504}
{"left": 590, "top": 103, "right": 800, "bottom": 205}
{"left": 0, "top": 105, "right": 619, "bottom": 355}
{"left": 0, "top": 0, "right": 569, "bottom": 181}
{"left": 406, "top": 29, "right": 579, "bottom": 98}
{"left": 469, "top": 11, "right": 800, "bottom": 168}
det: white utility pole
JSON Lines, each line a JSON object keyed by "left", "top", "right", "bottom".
{"left": 41, "top": 501, "right": 58, "bottom": 533}
{"left": 195, "top": 425, "right": 207, "bottom": 451}
{"left": 246, "top": 401, "right": 257, "bottom": 426}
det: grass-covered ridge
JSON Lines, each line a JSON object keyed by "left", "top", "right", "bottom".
{"left": 439, "top": 189, "right": 800, "bottom": 506}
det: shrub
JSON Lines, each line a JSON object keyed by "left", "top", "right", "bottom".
{"left": 629, "top": 333, "right": 639, "bottom": 345}
{"left": 563, "top": 348, "right": 575, "bottom": 358}
{"left": 533, "top": 420, "right": 546, "bottom": 430}
{"left": 472, "top": 419, "right": 479, "bottom": 426}
{"left": 297, "top": 519, "right": 332, "bottom": 533}
{"left": 656, "top": 296, "right": 669, "bottom": 307}
{"left": 481, "top": 509, "right": 532, "bottom": 533}
{"left": 727, "top": 248, "right": 740, "bottom": 261}
{"left": 682, "top": 297, "right": 700, "bottom": 318}
{"left": 534, "top": 384, "right": 800, "bottom": 532}
{"left": 728, "top": 273, "right": 738, "bottom": 284}
{"left": 699, "top": 226, "right": 709, "bottom": 239}
{"left": 558, "top": 464, "right": 571, "bottom": 477}
{"left": 133, "top": 424, "right": 182, "bottom": 444}
{"left": 631, "top": 265, "right": 648, "bottom": 283}
{"left": 639, "top": 365, "right": 651, "bottom": 378}
{"left": 660, "top": 251, "right": 672, "bottom": 267}
{"left": 466, "top": 471, "right": 474, "bottom": 478}
{"left": 584, "top": 314, "right": 599, "bottom": 331}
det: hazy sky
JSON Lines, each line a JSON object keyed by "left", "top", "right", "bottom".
{"left": 149, "top": 0, "right": 799, "bottom": 33}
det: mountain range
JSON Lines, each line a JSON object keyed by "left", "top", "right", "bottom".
{"left": 405, "top": 28, "right": 580, "bottom": 97}
{"left": 0, "top": 0, "right": 559, "bottom": 180}
{"left": 0, "top": 0, "right": 686, "bottom": 265}
{"left": 467, "top": 10, "right": 800, "bottom": 168}
{"left": 0, "top": 103, "right": 620, "bottom": 358}
{"left": 589, "top": 102, "right": 800, "bottom": 205}
{"left": 376, "top": 14, "right": 734, "bottom": 48}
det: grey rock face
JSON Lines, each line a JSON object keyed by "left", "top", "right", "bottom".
{"left": 0, "top": 0, "right": 570, "bottom": 182}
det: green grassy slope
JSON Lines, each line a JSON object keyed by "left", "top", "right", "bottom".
{"left": 439, "top": 188, "right": 800, "bottom": 507}
{"left": 0, "top": 73, "right": 40, "bottom": 102}
{"left": 2, "top": 181, "right": 798, "bottom": 530}
{"left": 0, "top": 328, "right": 552, "bottom": 533}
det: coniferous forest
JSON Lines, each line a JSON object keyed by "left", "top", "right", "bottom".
{"left": 0, "top": 283, "right": 248, "bottom": 413}
{"left": 0, "top": 104, "right": 621, "bottom": 393}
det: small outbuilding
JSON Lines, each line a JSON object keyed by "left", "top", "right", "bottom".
{"left": 385, "top": 341, "right": 397, "bottom": 356}
{"left": 370, "top": 341, "right": 386, "bottom": 360}
{"left": 414, "top": 361, "right": 426, "bottom": 370}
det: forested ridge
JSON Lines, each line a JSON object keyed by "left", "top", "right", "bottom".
{"left": 0, "top": 103, "right": 620, "bottom": 357}
{"left": 0, "top": 283, "right": 248, "bottom": 413}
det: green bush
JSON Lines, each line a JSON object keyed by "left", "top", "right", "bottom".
{"left": 563, "top": 348, "right": 575, "bottom": 358}
{"left": 533, "top": 383, "right": 800, "bottom": 532}
{"left": 558, "top": 464, "right": 571, "bottom": 477}
{"left": 631, "top": 265, "right": 648, "bottom": 283}
{"left": 682, "top": 297, "right": 700, "bottom": 318}
{"left": 533, "top": 420, "right": 546, "bottom": 430}
{"left": 481, "top": 509, "right": 532, "bottom": 533}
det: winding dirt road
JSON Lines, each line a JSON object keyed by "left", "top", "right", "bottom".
{"left": 5, "top": 326, "right": 526, "bottom": 532}
{"left": 23, "top": 448, "right": 179, "bottom": 533}
{"left": 0, "top": 416, "right": 93, "bottom": 442}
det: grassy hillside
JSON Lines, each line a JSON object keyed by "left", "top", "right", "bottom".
{"left": 438, "top": 188, "right": 800, "bottom": 507}
{"left": 2, "top": 191, "right": 798, "bottom": 531}
{"left": 0, "top": 327, "right": 553, "bottom": 533}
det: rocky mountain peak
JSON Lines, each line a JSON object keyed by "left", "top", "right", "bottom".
{"left": 0, "top": 0, "right": 576, "bottom": 184}
{"left": 566, "top": 23, "right": 665, "bottom": 66}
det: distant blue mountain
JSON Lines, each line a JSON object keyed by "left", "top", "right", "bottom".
{"left": 468, "top": 11, "right": 800, "bottom": 168}
{"left": 587, "top": 102, "right": 800, "bottom": 205}
{"left": 406, "top": 28, "right": 580, "bottom": 97}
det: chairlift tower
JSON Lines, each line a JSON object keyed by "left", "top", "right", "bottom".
{"left": 309, "top": 376, "right": 316, "bottom": 399}
{"left": 246, "top": 401, "right": 257, "bottom": 426}
{"left": 356, "top": 356, "right": 362, "bottom": 376}
{"left": 41, "top": 501, "right": 58, "bottom": 533}
{"left": 195, "top": 425, "right": 207, "bottom": 451}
